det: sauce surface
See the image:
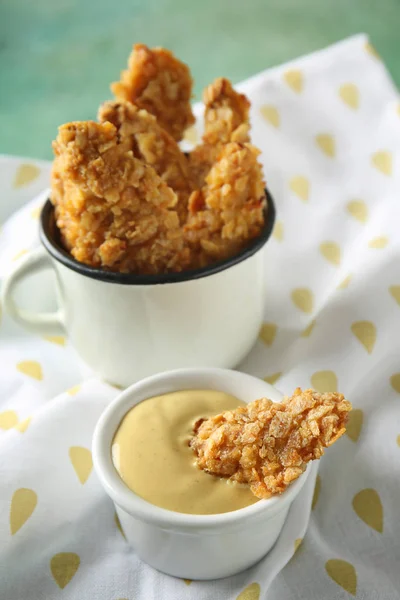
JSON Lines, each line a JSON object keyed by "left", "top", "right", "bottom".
{"left": 112, "top": 389, "right": 258, "bottom": 515}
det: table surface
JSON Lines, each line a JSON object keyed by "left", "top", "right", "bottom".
{"left": 2, "top": 0, "right": 399, "bottom": 161}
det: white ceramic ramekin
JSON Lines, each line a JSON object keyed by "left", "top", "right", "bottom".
{"left": 92, "top": 368, "right": 310, "bottom": 580}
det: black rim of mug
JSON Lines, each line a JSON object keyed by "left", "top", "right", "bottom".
{"left": 40, "top": 189, "right": 276, "bottom": 285}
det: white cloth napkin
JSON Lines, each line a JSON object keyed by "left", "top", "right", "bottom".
{"left": 1, "top": 34, "right": 400, "bottom": 599}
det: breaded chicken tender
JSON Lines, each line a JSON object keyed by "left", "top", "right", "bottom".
{"left": 189, "top": 78, "right": 251, "bottom": 187}
{"left": 111, "top": 44, "right": 194, "bottom": 142}
{"left": 51, "top": 120, "right": 191, "bottom": 274}
{"left": 202, "top": 77, "right": 251, "bottom": 146}
{"left": 98, "top": 100, "right": 193, "bottom": 222}
{"left": 51, "top": 51, "right": 268, "bottom": 275}
{"left": 185, "top": 142, "right": 266, "bottom": 267}
{"left": 190, "top": 388, "right": 351, "bottom": 499}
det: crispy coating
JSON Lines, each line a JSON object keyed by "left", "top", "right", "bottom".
{"left": 98, "top": 100, "right": 193, "bottom": 222}
{"left": 202, "top": 77, "right": 251, "bottom": 146}
{"left": 111, "top": 43, "right": 194, "bottom": 142}
{"left": 185, "top": 142, "right": 266, "bottom": 267}
{"left": 51, "top": 63, "right": 266, "bottom": 275}
{"left": 189, "top": 78, "right": 251, "bottom": 187}
{"left": 51, "top": 120, "right": 191, "bottom": 274}
{"left": 51, "top": 126, "right": 266, "bottom": 275}
{"left": 190, "top": 388, "right": 351, "bottom": 499}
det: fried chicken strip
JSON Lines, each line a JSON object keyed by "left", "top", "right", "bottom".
{"left": 185, "top": 142, "right": 266, "bottom": 267}
{"left": 111, "top": 43, "right": 194, "bottom": 142}
{"left": 51, "top": 120, "right": 191, "bottom": 274}
{"left": 190, "top": 388, "right": 351, "bottom": 499}
{"left": 98, "top": 100, "right": 193, "bottom": 222}
{"left": 189, "top": 78, "right": 250, "bottom": 187}
{"left": 202, "top": 77, "right": 250, "bottom": 146}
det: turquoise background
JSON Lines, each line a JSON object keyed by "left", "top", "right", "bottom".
{"left": 1, "top": 0, "right": 399, "bottom": 160}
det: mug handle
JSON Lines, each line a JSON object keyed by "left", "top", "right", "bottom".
{"left": 2, "top": 247, "right": 65, "bottom": 336}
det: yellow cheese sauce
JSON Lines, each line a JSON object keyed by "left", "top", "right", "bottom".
{"left": 111, "top": 389, "right": 258, "bottom": 515}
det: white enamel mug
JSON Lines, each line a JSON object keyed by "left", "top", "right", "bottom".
{"left": 2, "top": 194, "right": 275, "bottom": 388}
{"left": 92, "top": 368, "right": 311, "bottom": 580}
